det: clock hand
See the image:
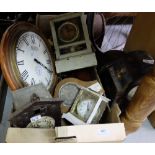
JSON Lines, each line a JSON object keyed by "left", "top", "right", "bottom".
{"left": 34, "top": 58, "right": 52, "bottom": 73}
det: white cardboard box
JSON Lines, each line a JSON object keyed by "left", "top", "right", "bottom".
{"left": 6, "top": 123, "right": 126, "bottom": 143}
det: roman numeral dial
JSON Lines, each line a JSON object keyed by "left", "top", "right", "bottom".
{"left": 23, "top": 37, "right": 29, "bottom": 46}
{"left": 21, "top": 69, "right": 29, "bottom": 81}
{"left": 17, "top": 60, "right": 24, "bottom": 65}
{"left": 16, "top": 31, "right": 54, "bottom": 90}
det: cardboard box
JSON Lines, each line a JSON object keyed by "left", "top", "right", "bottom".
{"left": 5, "top": 67, "right": 126, "bottom": 142}
{"left": 5, "top": 102, "right": 126, "bottom": 143}
{"left": 6, "top": 123, "right": 125, "bottom": 143}
{"left": 5, "top": 12, "right": 128, "bottom": 142}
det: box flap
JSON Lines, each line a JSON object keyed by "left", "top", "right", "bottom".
{"left": 6, "top": 128, "right": 56, "bottom": 143}
{"left": 55, "top": 123, "right": 126, "bottom": 142}
{"left": 6, "top": 123, "right": 126, "bottom": 143}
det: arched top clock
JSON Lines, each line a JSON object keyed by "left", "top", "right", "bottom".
{"left": 0, "top": 22, "right": 57, "bottom": 92}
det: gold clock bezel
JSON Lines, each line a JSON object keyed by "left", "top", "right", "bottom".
{"left": 0, "top": 22, "right": 57, "bottom": 92}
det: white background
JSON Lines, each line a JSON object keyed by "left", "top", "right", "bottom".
{"left": 0, "top": 0, "right": 155, "bottom": 12}
{"left": 0, "top": 0, "right": 155, "bottom": 154}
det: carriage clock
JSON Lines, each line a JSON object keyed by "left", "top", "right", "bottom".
{"left": 62, "top": 88, "right": 109, "bottom": 125}
{"left": 0, "top": 22, "right": 57, "bottom": 92}
{"left": 50, "top": 13, "right": 97, "bottom": 73}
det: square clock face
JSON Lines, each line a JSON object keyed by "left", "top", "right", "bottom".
{"left": 70, "top": 89, "right": 107, "bottom": 123}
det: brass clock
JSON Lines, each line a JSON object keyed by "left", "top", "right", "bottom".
{"left": 54, "top": 78, "right": 104, "bottom": 113}
{"left": 0, "top": 22, "right": 56, "bottom": 92}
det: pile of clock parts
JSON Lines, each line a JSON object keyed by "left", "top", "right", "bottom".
{"left": 1, "top": 13, "right": 155, "bottom": 135}
{"left": 0, "top": 13, "right": 110, "bottom": 129}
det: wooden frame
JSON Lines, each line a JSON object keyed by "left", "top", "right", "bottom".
{"left": 0, "top": 22, "right": 57, "bottom": 92}
{"left": 54, "top": 78, "right": 100, "bottom": 113}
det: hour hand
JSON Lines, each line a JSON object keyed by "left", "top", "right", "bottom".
{"left": 34, "top": 58, "right": 52, "bottom": 73}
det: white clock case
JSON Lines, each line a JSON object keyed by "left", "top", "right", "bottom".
{"left": 50, "top": 13, "right": 97, "bottom": 73}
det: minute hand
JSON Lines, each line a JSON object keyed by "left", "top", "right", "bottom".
{"left": 34, "top": 58, "right": 52, "bottom": 73}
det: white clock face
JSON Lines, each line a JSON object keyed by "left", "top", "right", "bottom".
{"left": 16, "top": 31, "right": 53, "bottom": 89}
{"left": 77, "top": 99, "right": 95, "bottom": 120}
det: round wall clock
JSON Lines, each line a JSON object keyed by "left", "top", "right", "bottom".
{"left": 0, "top": 22, "right": 57, "bottom": 92}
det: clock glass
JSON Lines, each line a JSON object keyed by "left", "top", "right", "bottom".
{"left": 59, "top": 83, "right": 80, "bottom": 107}
{"left": 16, "top": 31, "right": 53, "bottom": 89}
{"left": 77, "top": 99, "right": 95, "bottom": 120}
{"left": 0, "top": 22, "right": 56, "bottom": 91}
{"left": 69, "top": 89, "right": 106, "bottom": 123}
{"left": 58, "top": 22, "right": 79, "bottom": 43}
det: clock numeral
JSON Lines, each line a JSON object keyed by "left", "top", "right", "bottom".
{"left": 43, "top": 49, "right": 47, "bottom": 54}
{"left": 21, "top": 70, "right": 29, "bottom": 81}
{"left": 31, "top": 78, "right": 35, "bottom": 85}
{"left": 16, "top": 48, "right": 24, "bottom": 53}
{"left": 23, "top": 37, "right": 29, "bottom": 46}
{"left": 17, "top": 60, "right": 24, "bottom": 65}
{"left": 31, "top": 35, "right": 35, "bottom": 44}
{"left": 46, "top": 59, "right": 51, "bottom": 64}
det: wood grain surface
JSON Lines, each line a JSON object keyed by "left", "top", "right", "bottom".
{"left": 121, "top": 69, "right": 155, "bottom": 134}
{"left": 124, "top": 13, "right": 155, "bottom": 132}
